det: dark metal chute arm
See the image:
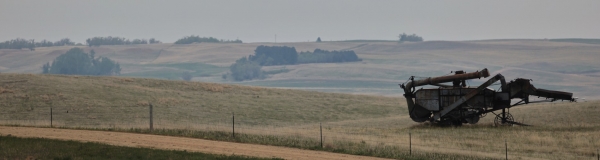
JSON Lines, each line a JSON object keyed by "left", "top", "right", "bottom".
{"left": 532, "top": 88, "right": 575, "bottom": 101}
{"left": 401, "top": 68, "right": 490, "bottom": 95}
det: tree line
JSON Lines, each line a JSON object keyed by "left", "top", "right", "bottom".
{"left": 227, "top": 45, "right": 361, "bottom": 81}
{"left": 0, "top": 37, "right": 162, "bottom": 50}
{"left": 399, "top": 33, "right": 423, "bottom": 42}
{"left": 298, "top": 49, "right": 360, "bottom": 64}
{"left": 86, "top": 36, "right": 161, "bottom": 47}
{"left": 36, "top": 38, "right": 76, "bottom": 47}
{"left": 42, "top": 48, "right": 121, "bottom": 76}
{"left": 174, "top": 35, "right": 242, "bottom": 44}
{"left": 0, "top": 38, "right": 76, "bottom": 50}
{"left": 249, "top": 46, "right": 298, "bottom": 66}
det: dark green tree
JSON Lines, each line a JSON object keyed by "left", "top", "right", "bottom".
{"left": 229, "top": 57, "right": 263, "bottom": 81}
{"left": 44, "top": 48, "right": 121, "bottom": 75}
{"left": 316, "top": 37, "right": 322, "bottom": 42}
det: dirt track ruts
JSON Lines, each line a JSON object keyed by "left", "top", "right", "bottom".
{"left": 0, "top": 126, "right": 390, "bottom": 160}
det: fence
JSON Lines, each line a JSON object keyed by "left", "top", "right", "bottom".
{"left": 1, "top": 104, "right": 598, "bottom": 160}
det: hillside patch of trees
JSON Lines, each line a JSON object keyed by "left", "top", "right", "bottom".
{"left": 0, "top": 38, "right": 35, "bottom": 50}
{"left": 86, "top": 37, "right": 161, "bottom": 47}
{"left": 249, "top": 46, "right": 298, "bottom": 66}
{"left": 398, "top": 33, "right": 424, "bottom": 42}
{"left": 36, "top": 38, "right": 75, "bottom": 47}
{"left": 298, "top": 49, "right": 361, "bottom": 64}
{"left": 227, "top": 45, "right": 361, "bottom": 81}
{"left": 174, "top": 35, "right": 242, "bottom": 44}
{"left": 0, "top": 38, "right": 77, "bottom": 50}
{"left": 227, "top": 57, "right": 263, "bottom": 81}
{"left": 42, "top": 48, "right": 121, "bottom": 75}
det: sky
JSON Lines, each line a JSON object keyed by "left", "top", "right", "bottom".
{"left": 1, "top": 0, "right": 599, "bottom": 43}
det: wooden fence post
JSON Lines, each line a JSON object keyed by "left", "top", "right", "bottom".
{"left": 409, "top": 131, "right": 412, "bottom": 155}
{"left": 320, "top": 122, "right": 323, "bottom": 148}
{"left": 505, "top": 139, "right": 508, "bottom": 160}
{"left": 232, "top": 112, "right": 235, "bottom": 138}
{"left": 149, "top": 103, "right": 153, "bottom": 132}
{"left": 50, "top": 107, "right": 53, "bottom": 128}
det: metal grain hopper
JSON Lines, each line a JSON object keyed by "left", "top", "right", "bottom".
{"left": 399, "top": 68, "right": 575, "bottom": 126}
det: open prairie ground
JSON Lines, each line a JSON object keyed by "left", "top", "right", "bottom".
{"left": 1, "top": 74, "right": 599, "bottom": 160}
{"left": 1, "top": 40, "right": 599, "bottom": 99}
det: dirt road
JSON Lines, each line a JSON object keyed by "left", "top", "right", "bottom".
{"left": 0, "top": 126, "right": 390, "bottom": 160}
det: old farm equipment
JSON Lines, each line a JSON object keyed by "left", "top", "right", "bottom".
{"left": 399, "top": 68, "right": 575, "bottom": 126}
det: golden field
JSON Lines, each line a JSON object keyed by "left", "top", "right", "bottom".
{"left": 1, "top": 73, "right": 599, "bottom": 160}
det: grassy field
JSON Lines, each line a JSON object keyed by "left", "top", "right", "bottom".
{"left": 0, "top": 135, "right": 281, "bottom": 160}
{"left": 1, "top": 73, "right": 599, "bottom": 160}
{"left": 1, "top": 40, "right": 599, "bottom": 99}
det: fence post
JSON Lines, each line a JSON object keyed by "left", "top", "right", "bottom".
{"left": 320, "top": 122, "right": 323, "bottom": 148}
{"left": 505, "top": 139, "right": 508, "bottom": 160}
{"left": 149, "top": 103, "right": 153, "bottom": 132}
{"left": 409, "top": 131, "right": 412, "bottom": 155}
{"left": 232, "top": 112, "right": 235, "bottom": 138}
{"left": 50, "top": 107, "right": 53, "bottom": 128}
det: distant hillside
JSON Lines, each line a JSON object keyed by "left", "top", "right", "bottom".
{"left": 1, "top": 39, "right": 599, "bottom": 99}
{"left": 549, "top": 38, "right": 600, "bottom": 45}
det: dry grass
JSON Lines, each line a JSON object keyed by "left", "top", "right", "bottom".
{"left": 0, "top": 73, "right": 403, "bottom": 126}
{"left": 1, "top": 73, "right": 599, "bottom": 159}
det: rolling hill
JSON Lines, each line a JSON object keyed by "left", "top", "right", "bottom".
{"left": 0, "top": 40, "right": 598, "bottom": 99}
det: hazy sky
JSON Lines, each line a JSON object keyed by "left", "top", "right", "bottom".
{"left": 1, "top": 0, "right": 599, "bottom": 43}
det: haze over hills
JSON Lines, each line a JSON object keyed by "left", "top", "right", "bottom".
{"left": 1, "top": 39, "right": 599, "bottom": 99}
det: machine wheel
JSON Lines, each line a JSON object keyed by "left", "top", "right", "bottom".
{"left": 466, "top": 116, "right": 480, "bottom": 124}
{"left": 452, "top": 120, "right": 463, "bottom": 126}
{"left": 494, "top": 112, "right": 514, "bottom": 126}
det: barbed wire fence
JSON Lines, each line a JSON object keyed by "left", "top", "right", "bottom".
{"left": 0, "top": 104, "right": 598, "bottom": 160}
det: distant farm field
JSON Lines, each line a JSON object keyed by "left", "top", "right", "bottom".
{"left": 1, "top": 74, "right": 599, "bottom": 160}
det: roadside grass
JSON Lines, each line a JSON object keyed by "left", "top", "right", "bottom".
{"left": 2, "top": 125, "right": 492, "bottom": 160}
{"left": 0, "top": 135, "right": 281, "bottom": 160}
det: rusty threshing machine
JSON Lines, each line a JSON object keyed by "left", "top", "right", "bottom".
{"left": 399, "top": 68, "right": 575, "bottom": 126}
